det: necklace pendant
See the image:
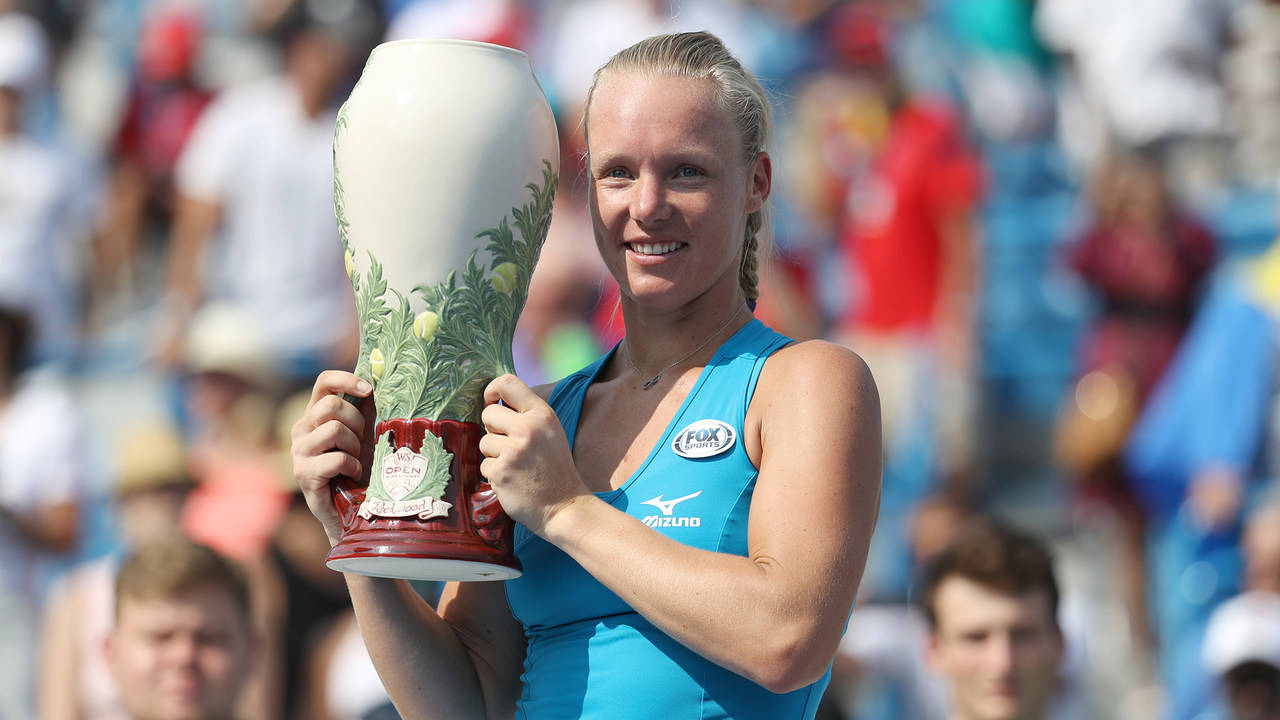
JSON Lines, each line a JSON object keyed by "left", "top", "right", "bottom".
{"left": 642, "top": 375, "right": 662, "bottom": 390}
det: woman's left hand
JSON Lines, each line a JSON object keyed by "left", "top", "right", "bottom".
{"left": 479, "top": 374, "right": 589, "bottom": 536}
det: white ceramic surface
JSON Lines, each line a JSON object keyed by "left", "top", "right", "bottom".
{"left": 333, "top": 39, "right": 559, "bottom": 425}
{"left": 335, "top": 39, "right": 558, "bottom": 297}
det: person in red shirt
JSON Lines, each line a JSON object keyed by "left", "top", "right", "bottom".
{"left": 827, "top": 41, "right": 983, "bottom": 600}
{"left": 93, "top": 6, "right": 212, "bottom": 303}
{"left": 838, "top": 100, "right": 982, "bottom": 341}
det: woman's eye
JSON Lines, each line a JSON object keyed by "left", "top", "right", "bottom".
{"left": 606, "top": 168, "right": 629, "bottom": 179}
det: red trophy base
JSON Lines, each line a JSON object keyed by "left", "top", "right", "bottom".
{"left": 326, "top": 418, "right": 522, "bottom": 581}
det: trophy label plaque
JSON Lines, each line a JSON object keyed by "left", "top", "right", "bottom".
{"left": 325, "top": 39, "right": 558, "bottom": 581}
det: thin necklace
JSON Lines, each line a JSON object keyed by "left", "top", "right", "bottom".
{"left": 623, "top": 304, "right": 747, "bottom": 390}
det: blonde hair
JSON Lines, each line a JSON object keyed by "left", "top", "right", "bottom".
{"left": 584, "top": 31, "right": 772, "bottom": 308}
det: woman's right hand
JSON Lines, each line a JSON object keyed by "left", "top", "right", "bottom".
{"left": 290, "top": 370, "right": 377, "bottom": 546}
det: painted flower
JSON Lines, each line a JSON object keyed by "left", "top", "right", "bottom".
{"left": 491, "top": 262, "right": 519, "bottom": 295}
{"left": 344, "top": 250, "right": 355, "bottom": 279}
{"left": 369, "top": 348, "right": 385, "bottom": 380}
{"left": 413, "top": 311, "right": 439, "bottom": 342}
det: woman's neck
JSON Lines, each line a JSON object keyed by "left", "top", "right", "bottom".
{"left": 616, "top": 291, "right": 752, "bottom": 381}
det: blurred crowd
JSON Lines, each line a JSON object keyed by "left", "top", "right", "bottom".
{"left": 1, "top": 0, "right": 1279, "bottom": 718}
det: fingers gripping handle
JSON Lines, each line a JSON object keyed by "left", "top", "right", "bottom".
{"left": 330, "top": 392, "right": 371, "bottom": 529}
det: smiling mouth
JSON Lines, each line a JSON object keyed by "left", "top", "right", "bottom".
{"left": 626, "top": 241, "right": 686, "bottom": 256}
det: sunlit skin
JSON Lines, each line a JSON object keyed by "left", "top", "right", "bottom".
{"left": 586, "top": 71, "right": 769, "bottom": 332}
{"left": 114, "top": 486, "right": 189, "bottom": 547}
{"left": 1245, "top": 508, "right": 1280, "bottom": 594}
{"left": 928, "top": 577, "right": 1063, "bottom": 720}
{"left": 106, "top": 587, "right": 254, "bottom": 720}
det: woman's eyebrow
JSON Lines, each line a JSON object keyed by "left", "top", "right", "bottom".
{"left": 590, "top": 147, "right": 721, "bottom": 169}
{"left": 588, "top": 151, "right": 627, "bottom": 169}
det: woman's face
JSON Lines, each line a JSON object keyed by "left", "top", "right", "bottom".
{"left": 586, "top": 71, "right": 769, "bottom": 314}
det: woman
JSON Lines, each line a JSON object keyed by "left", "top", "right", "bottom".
{"left": 292, "top": 32, "right": 881, "bottom": 719}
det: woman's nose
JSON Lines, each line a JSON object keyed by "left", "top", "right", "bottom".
{"left": 631, "top": 172, "right": 672, "bottom": 224}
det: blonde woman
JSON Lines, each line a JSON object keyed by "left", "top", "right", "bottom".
{"left": 293, "top": 31, "right": 881, "bottom": 719}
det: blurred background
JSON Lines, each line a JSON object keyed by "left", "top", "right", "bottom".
{"left": 1, "top": 0, "right": 1278, "bottom": 718}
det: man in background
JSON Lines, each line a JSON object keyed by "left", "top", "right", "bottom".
{"left": 921, "top": 518, "right": 1066, "bottom": 720}
{"left": 1200, "top": 500, "right": 1280, "bottom": 720}
{"left": 105, "top": 539, "right": 257, "bottom": 720}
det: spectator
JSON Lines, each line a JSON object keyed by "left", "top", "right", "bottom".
{"left": 825, "top": 6, "right": 984, "bottom": 601}
{"left": 1202, "top": 592, "right": 1280, "bottom": 719}
{"left": 39, "top": 421, "right": 193, "bottom": 720}
{"left": 247, "top": 389, "right": 353, "bottom": 720}
{"left": 178, "top": 303, "right": 292, "bottom": 564}
{"left": 1193, "top": 501, "right": 1280, "bottom": 719}
{"left": 155, "top": 0, "right": 382, "bottom": 385}
{"left": 0, "top": 11, "right": 93, "bottom": 364}
{"left": 1056, "top": 151, "right": 1218, "bottom": 657}
{"left": 0, "top": 302, "right": 86, "bottom": 720}
{"left": 105, "top": 539, "right": 257, "bottom": 720}
{"left": 1122, "top": 223, "right": 1277, "bottom": 719}
{"left": 921, "top": 518, "right": 1068, "bottom": 720}
{"left": 1036, "top": 0, "right": 1236, "bottom": 204}
{"left": 91, "top": 5, "right": 213, "bottom": 311}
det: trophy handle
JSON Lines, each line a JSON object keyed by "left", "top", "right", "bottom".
{"left": 331, "top": 392, "right": 372, "bottom": 530}
{"left": 331, "top": 474, "right": 366, "bottom": 530}
{"left": 470, "top": 482, "right": 509, "bottom": 547}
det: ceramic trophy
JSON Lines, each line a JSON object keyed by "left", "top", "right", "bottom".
{"left": 327, "top": 39, "right": 558, "bottom": 581}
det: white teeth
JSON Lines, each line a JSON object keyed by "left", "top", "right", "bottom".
{"left": 630, "top": 242, "right": 682, "bottom": 256}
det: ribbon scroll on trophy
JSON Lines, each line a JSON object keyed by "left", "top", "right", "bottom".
{"left": 327, "top": 39, "right": 558, "bottom": 581}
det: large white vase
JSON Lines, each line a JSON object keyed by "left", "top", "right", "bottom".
{"left": 328, "top": 39, "right": 559, "bottom": 581}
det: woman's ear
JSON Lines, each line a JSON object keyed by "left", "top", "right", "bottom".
{"left": 746, "top": 151, "right": 772, "bottom": 214}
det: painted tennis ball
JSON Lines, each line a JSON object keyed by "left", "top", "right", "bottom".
{"left": 492, "top": 262, "right": 519, "bottom": 295}
{"left": 369, "top": 348, "right": 385, "bottom": 381}
{"left": 413, "top": 311, "right": 439, "bottom": 342}
{"left": 344, "top": 250, "right": 354, "bottom": 279}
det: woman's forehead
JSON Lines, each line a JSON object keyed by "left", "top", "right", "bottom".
{"left": 586, "top": 71, "right": 736, "bottom": 149}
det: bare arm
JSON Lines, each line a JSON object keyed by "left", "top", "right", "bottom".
{"left": 291, "top": 372, "right": 526, "bottom": 719}
{"left": 0, "top": 501, "right": 78, "bottom": 552}
{"left": 481, "top": 341, "right": 881, "bottom": 692}
{"left": 38, "top": 579, "right": 82, "bottom": 720}
{"left": 154, "top": 193, "right": 220, "bottom": 366}
{"left": 346, "top": 576, "right": 525, "bottom": 719}
{"left": 936, "top": 210, "right": 978, "bottom": 375}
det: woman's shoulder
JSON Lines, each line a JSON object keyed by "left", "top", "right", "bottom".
{"left": 758, "top": 338, "right": 878, "bottom": 409}
{"left": 767, "top": 337, "right": 872, "bottom": 378}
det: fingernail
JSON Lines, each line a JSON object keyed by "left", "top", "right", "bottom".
{"left": 356, "top": 380, "right": 372, "bottom": 394}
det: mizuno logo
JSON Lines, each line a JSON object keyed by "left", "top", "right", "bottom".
{"left": 641, "top": 491, "right": 703, "bottom": 516}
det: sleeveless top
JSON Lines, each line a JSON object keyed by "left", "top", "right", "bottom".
{"left": 505, "top": 319, "right": 832, "bottom": 719}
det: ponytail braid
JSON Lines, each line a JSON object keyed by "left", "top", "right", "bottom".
{"left": 740, "top": 210, "right": 762, "bottom": 310}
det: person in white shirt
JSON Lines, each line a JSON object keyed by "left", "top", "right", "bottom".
{"left": 0, "top": 12, "right": 92, "bottom": 365}
{"left": 157, "top": 4, "right": 381, "bottom": 384}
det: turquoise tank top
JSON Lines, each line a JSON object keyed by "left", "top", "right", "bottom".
{"left": 505, "top": 319, "right": 832, "bottom": 719}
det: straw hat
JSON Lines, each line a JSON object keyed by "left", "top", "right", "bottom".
{"left": 115, "top": 422, "right": 191, "bottom": 495}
